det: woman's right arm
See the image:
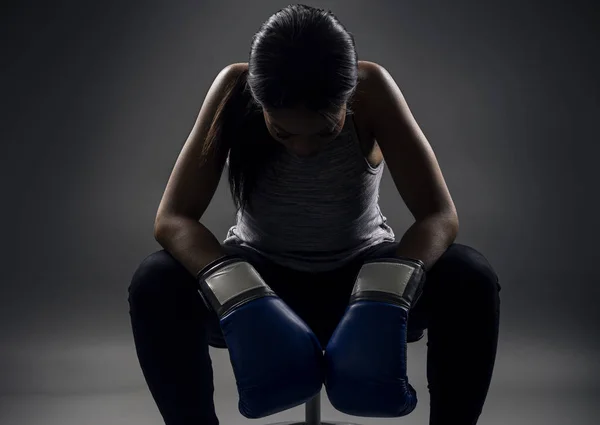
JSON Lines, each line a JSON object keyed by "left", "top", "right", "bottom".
{"left": 153, "top": 63, "right": 247, "bottom": 277}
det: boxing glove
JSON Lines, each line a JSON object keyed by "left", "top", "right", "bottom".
{"left": 324, "top": 257, "right": 425, "bottom": 417}
{"left": 197, "top": 255, "right": 324, "bottom": 419}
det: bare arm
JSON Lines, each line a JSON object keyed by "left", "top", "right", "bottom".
{"left": 362, "top": 61, "right": 459, "bottom": 270}
{"left": 154, "top": 63, "right": 247, "bottom": 277}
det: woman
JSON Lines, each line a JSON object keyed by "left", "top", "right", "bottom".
{"left": 128, "top": 4, "right": 501, "bottom": 425}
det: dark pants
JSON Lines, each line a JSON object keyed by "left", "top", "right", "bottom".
{"left": 128, "top": 242, "right": 501, "bottom": 425}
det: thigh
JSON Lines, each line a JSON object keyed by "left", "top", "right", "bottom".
{"left": 360, "top": 242, "right": 500, "bottom": 340}
{"left": 128, "top": 249, "right": 226, "bottom": 349}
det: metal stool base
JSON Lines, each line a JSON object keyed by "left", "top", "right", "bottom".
{"left": 263, "top": 393, "right": 361, "bottom": 425}
{"left": 265, "top": 422, "right": 360, "bottom": 425}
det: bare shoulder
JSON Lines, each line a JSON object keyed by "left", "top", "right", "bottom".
{"left": 353, "top": 61, "right": 402, "bottom": 129}
{"left": 218, "top": 62, "right": 248, "bottom": 84}
{"left": 357, "top": 60, "right": 382, "bottom": 76}
{"left": 349, "top": 61, "right": 388, "bottom": 125}
{"left": 356, "top": 60, "right": 393, "bottom": 98}
{"left": 227, "top": 62, "right": 249, "bottom": 73}
{"left": 201, "top": 62, "right": 249, "bottom": 114}
{"left": 351, "top": 61, "right": 387, "bottom": 110}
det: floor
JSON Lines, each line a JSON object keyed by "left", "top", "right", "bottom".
{"left": 0, "top": 334, "right": 597, "bottom": 425}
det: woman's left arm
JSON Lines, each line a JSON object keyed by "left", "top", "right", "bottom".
{"left": 362, "top": 62, "right": 459, "bottom": 270}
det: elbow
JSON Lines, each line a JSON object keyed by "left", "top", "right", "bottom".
{"left": 153, "top": 214, "right": 198, "bottom": 244}
{"left": 422, "top": 209, "right": 459, "bottom": 241}
{"left": 449, "top": 214, "right": 459, "bottom": 241}
{"left": 153, "top": 215, "right": 175, "bottom": 243}
{"left": 153, "top": 223, "right": 163, "bottom": 243}
{"left": 440, "top": 209, "right": 459, "bottom": 241}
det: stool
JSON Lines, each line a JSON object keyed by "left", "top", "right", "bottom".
{"left": 265, "top": 392, "right": 360, "bottom": 425}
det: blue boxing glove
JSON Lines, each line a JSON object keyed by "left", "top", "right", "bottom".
{"left": 324, "top": 257, "right": 425, "bottom": 417}
{"left": 197, "top": 256, "right": 324, "bottom": 418}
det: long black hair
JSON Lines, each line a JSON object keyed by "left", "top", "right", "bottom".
{"left": 202, "top": 4, "right": 359, "bottom": 212}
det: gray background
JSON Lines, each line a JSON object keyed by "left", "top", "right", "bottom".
{"left": 2, "top": 0, "right": 598, "bottom": 424}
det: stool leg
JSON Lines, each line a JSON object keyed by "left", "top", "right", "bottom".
{"left": 305, "top": 393, "right": 321, "bottom": 425}
{"left": 263, "top": 390, "right": 361, "bottom": 425}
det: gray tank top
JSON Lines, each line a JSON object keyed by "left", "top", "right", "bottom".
{"left": 223, "top": 113, "right": 395, "bottom": 272}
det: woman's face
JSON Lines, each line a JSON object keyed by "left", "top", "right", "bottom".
{"left": 263, "top": 104, "right": 347, "bottom": 157}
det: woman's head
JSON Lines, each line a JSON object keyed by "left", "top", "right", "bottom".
{"left": 247, "top": 4, "right": 358, "bottom": 156}
{"left": 205, "top": 5, "right": 358, "bottom": 210}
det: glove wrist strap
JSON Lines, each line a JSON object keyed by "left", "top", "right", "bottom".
{"left": 351, "top": 257, "right": 426, "bottom": 309}
{"left": 197, "top": 256, "right": 274, "bottom": 318}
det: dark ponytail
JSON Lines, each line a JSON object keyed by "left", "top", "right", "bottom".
{"left": 201, "top": 68, "right": 279, "bottom": 212}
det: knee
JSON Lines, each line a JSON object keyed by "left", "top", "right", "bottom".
{"left": 433, "top": 244, "right": 500, "bottom": 297}
{"left": 128, "top": 249, "right": 194, "bottom": 304}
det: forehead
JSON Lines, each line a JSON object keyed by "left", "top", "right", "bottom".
{"left": 264, "top": 105, "right": 345, "bottom": 135}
